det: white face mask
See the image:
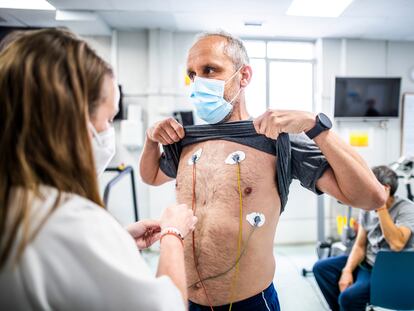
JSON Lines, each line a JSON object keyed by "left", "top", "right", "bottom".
{"left": 89, "top": 123, "right": 116, "bottom": 176}
{"left": 190, "top": 66, "right": 243, "bottom": 124}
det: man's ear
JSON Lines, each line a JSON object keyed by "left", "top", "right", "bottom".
{"left": 384, "top": 185, "right": 391, "bottom": 196}
{"left": 240, "top": 65, "right": 252, "bottom": 88}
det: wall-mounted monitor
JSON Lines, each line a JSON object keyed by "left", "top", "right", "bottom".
{"left": 334, "top": 77, "right": 401, "bottom": 119}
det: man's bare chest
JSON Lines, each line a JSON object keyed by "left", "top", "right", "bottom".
{"left": 176, "top": 140, "right": 277, "bottom": 202}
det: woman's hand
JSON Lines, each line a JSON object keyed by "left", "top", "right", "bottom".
{"left": 160, "top": 204, "right": 197, "bottom": 238}
{"left": 126, "top": 219, "right": 162, "bottom": 250}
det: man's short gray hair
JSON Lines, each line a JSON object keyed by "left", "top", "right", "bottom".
{"left": 194, "top": 30, "right": 250, "bottom": 69}
{"left": 372, "top": 165, "right": 399, "bottom": 196}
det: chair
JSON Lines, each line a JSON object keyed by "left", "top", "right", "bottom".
{"left": 370, "top": 250, "right": 414, "bottom": 310}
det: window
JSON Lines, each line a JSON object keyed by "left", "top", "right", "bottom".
{"left": 269, "top": 61, "right": 313, "bottom": 111}
{"left": 245, "top": 58, "right": 266, "bottom": 117}
{"left": 244, "top": 39, "right": 315, "bottom": 117}
{"left": 267, "top": 41, "right": 314, "bottom": 60}
{"left": 244, "top": 40, "right": 266, "bottom": 58}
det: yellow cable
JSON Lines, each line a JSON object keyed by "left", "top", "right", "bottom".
{"left": 229, "top": 162, "right": 243, "bottom": 311}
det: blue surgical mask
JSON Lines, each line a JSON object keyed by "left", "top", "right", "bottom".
{"left": 190, "top": 67, "right": 243, "bottom": 124}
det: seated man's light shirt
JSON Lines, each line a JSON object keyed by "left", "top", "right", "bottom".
{"left": 359, "top": 196, "right": 414, "bottom": 266}
{"left": 0, "top": 186, "right": 184, "bottom": 311}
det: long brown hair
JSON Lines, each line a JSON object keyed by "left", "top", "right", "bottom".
{"left": 0, "top": 28, "right": 113, "bottom": 268}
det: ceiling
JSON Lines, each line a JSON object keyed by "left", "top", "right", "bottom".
{"left": 1, "top": 0, "right": 414, "bottom": 40}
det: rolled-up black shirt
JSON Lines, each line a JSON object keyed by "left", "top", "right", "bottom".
{"left": 159, "top": 120, "right": 330, "bottom": 213}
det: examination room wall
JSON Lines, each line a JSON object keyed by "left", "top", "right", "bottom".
{"left": 82, "top": 31, "right": 414, "bottom": 244}
{"left": 317, "top": 38, "right": 414, "bottom": 238}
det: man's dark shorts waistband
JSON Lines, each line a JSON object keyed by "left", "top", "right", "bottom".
{"left": 188, "top": 282, "right": 280, "bottom": 311}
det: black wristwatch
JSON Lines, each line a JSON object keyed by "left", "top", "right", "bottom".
{"left": 305, "top": 113, "right": 332, "bottom": 139}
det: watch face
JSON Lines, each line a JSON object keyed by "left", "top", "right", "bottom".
{"left": 318, "top": 113, "right": 332, "bottom": 129}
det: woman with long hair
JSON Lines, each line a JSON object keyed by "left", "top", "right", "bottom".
{"left": 0, "top": 28, "right": 196, "bottom": 310}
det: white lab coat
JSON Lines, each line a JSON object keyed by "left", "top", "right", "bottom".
{"left": 0, "top": 186, "right": 185, "bottom": 311}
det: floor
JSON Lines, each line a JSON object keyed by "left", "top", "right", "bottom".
{"left": 142, "top": 244, "right": 395, "bottom": 311}
{"left": 273, "top": 244, "right": 329, "bottom": 311}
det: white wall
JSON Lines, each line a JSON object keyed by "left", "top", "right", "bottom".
{"left": 84, "top": 32, "right": 414, "bottom": 243}
{"left": 117, "top": 31, "right": 148, "bottom": 94}
{"left": 81, "top": 35, "right": 112, "bottom": 64}
{"left": 275, "top": 181, "right": 318, "bottom": 244}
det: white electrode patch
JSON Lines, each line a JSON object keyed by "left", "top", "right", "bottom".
{"left": 225, "top": 151, "right": 246, "bottom": 165}
{"left": 188, "top": 148, "right": 203, "bottom": 165}
{"left": 246, "top": 212, "right": 266, "bottom": 227}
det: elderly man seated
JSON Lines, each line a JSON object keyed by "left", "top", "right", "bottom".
{"left": 313, "top": 165, "right": 414, "bottom": 311}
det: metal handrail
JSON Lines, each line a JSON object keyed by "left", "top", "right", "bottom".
{"left": 103, "top": 165, "right": 139, "bottom": 222}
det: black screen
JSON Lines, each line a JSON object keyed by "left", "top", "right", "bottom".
{"left": 334, "top": 77, "right": 401, "bottom": 118}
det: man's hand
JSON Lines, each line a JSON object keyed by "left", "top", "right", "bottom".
{"left": 338, "top": 269, "right": 354, "bottom": 292}
{"left": 253, "top": 109, "right": 316, "bottom": 139}
{"left": 126, "top": 219, "right": 162, "bottom": 250}
{"left": 147, "top": 117, "right": 185, "bottom": 145}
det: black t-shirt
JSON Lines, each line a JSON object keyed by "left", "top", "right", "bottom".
{"left": 159, "top": 120, "right": 330, "bottom": 213}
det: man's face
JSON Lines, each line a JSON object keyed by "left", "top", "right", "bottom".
{"left": 186, "top": 36, "right": 241, "bottom": 104}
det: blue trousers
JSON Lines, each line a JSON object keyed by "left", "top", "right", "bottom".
{"left": 313, "top": 255, "right": 371, "bottom": 311}
{"left": 189, "top": 283, "right": 281, "bottom": 311}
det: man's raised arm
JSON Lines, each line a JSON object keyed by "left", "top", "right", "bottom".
{"left": 254, "top": 109, "right": 387, "bottom": 210}
{"left": 313, "top": 129, "right": 386, "bottom": 210}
